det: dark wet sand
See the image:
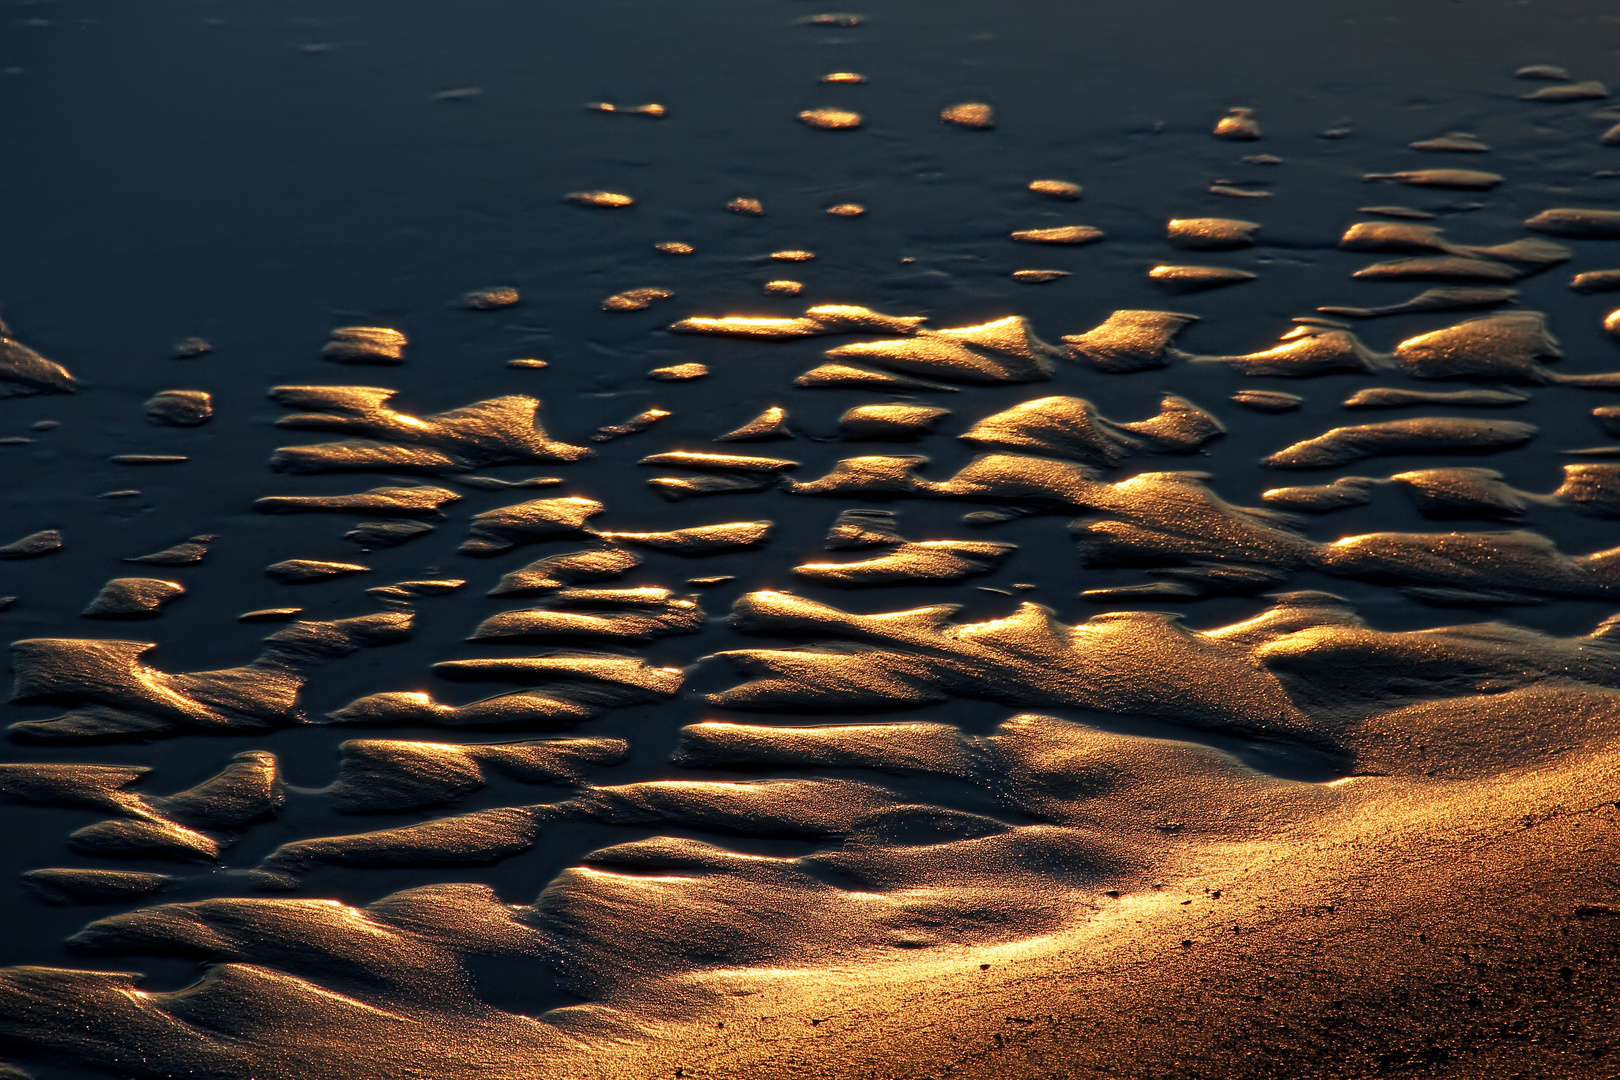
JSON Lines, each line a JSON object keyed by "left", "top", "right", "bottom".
{"left": 2, "top": 1, "right": 1619, "bottom": 1077}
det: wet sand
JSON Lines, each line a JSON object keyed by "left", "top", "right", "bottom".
{"left": 1, "top": 1, "right": 1619, "bottom": 1076}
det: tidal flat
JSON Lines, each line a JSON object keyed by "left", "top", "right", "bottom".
{"left": 0, "top": 1, "right": 1618, "bottom": 1077}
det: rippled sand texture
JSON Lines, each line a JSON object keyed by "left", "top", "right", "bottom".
{"left": 2, "top": 2, "right": 1620, "bottom": 1079}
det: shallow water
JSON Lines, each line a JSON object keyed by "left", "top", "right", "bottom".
{"left": 3, "top": 1, "right": 1620, "bottom": 1076}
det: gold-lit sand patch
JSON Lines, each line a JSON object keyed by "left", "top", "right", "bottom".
{"left": 799, "top": 13, "right": 864, "bottom": 26}
{"left": 1168, "top": 218, "right": 1260, "bottom": 249}
{"left": 1209, "top": 184, "right": 1270, "bottom": 198}
{"left": 585, "top": 102, "right": 665, "bottom": 117}
{"left": 602, "top": 288, "right": 674, "bottom": 312}
{"left": 462, "top": 286, "right": 519, "bottom": 310}
{"left": 566, "top": 190, "right": 634, "bottom": 208}
{"left": 941, "top": 102, "right": 994, "bottom": 129}
{"left": 1148, "top": 264, "right": 1257, "bottom": 291}
{"left": 1213, "top": 106, "right": 1260, "bottom": 139}
{"left": 1028, "top": 179, "right": 1082, "bottom": 200}
{"left": 648, "top": 363, "right": 708, "bottom": 381}
{"left": 799, "top": 108, "right": 862, "bottom": 129}
{"left": 322, "top": 326, "right": 405, "bottom": 365}
{"left": 1010, "top": 225, "right": 1105, "bottom": 245}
